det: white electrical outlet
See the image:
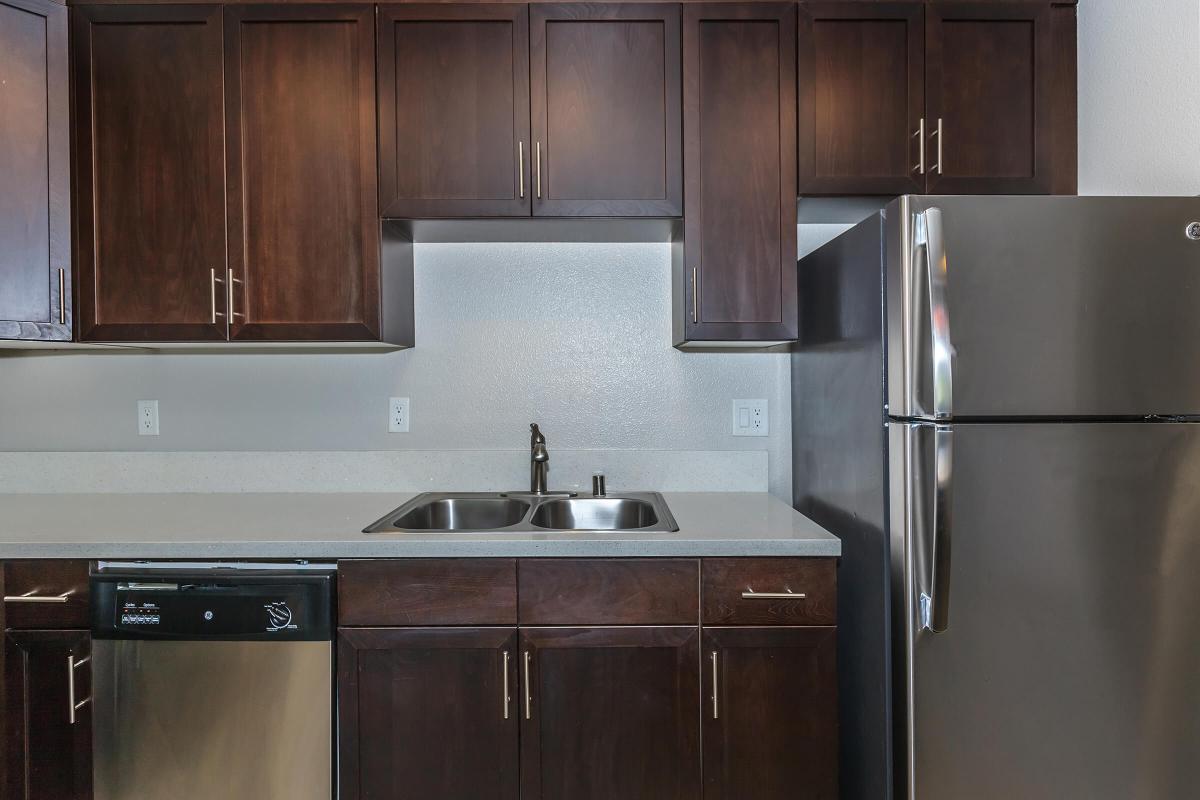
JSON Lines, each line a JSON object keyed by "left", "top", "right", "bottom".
{"left": 389, "top": 397, "right": 410, "bottom": 433}
{"left": 137, "top": 400, "right": 159, "bottom": 436}
{"left": 732, "top": 399, "right": 768, "bottom": 437}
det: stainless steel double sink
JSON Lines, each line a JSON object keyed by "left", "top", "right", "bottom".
{"left": 364, "top": 491, "right": 678, "bottom": 534}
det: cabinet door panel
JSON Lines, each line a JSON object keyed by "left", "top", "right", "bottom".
{"left": 531, "top": 3, "right": 682, "bottom": 217}
{"left": 378, "top": 4, "right": 531, "bottom": 217}
{"left": 74, "top": 4, "right": 227, "bottom": 342}
{"left": 338, "top": 627, "right": 518, "bottom": 800}
{"left": 703, "top": 627, "right": 837, "bottom": 800}
{"left": 3, "top": 631, "right": 92, "bottom": 800}
{"left": 0, "top": 0, "right": 69, "bottom": 341}
{"left": 798, "top": 2, "right": 924, "bottom": 195}
{"left": 520, "top": 626, "right": 700, "bottom": 800}
{"left": 925, "top": 2, "right": 1054, "bottom": 194}
{"left": 682, "top": 3, "right": 797, "bottom": 343}
{"left": 225, "top": 4, "right": 380, "bottom": 341}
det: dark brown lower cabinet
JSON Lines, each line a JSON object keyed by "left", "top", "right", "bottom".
{"left": 337, "top": 627, "right": 519, "bottom": 800}
{"left": 703, "top": 626, "right": 838, "bottom": 800}
{"left": 520, "top": 626, "right": 701, "bottom": 800}
{"left": 3, "top": 630, "right": 92, "bottom": 800}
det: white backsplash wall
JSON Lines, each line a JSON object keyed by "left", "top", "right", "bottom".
{"left": 0, "top": 243, "right": 793, "bottom": 499}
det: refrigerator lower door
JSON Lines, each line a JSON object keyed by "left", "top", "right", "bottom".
{"left": 890, "top": 421, "right": 1200, "bottom": 800}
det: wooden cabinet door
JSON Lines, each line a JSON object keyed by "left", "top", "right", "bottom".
{"left": 798, "top": 2, "right": 925, "bottom": 196}
{"left": 3, "top": 630, "right": 92, "bottom": 800}
{"left": 924, "top": 2, "right": 1055, "bottom": 194}
{"left": 681, "top": 4, "right": 797, "bottom": 344}
{"left": 0, "top": 0, "right": 69, "bottom": 342}
{"left": 520, "top": 626, "right": 700, "bottom": 800}
{"left": 224, "top": 4, "right": 380, "bottom": 341}
{"left": 703, "top": 627, "right": 837, "bottom": 800}
{"left": 530, "top": 3, "right": 682, "bottom": 217}
{"left": 378, "top": 4, "right": 531, "bottom": 218}
{"left": 337, "top": 627, "right": 519, "bottom": 800}
{"left": 73, "top": 5, "right": 227, "bottom": 342}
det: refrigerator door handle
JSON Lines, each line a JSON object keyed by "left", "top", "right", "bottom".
{"left": 919, "top": 425, "right": 954, "bottom": 633}
{"left": 911, "top": 207, "right": 954, "bottom": 420}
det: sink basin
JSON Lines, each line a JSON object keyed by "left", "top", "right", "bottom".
{"left": 364, "top": 491, "right": 678, "bottom": 534}
{"left": 530, "top": 498, "right": 658, "bottom": 530}
{"left": 389, "top": 497, "right": 530, "bottom": 531}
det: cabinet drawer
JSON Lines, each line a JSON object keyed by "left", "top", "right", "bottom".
{"left": 2, "top": 560, "right": 90, "bottom": 629}
{"left": 519, "top": 559, "right": 698, "bottom": 625}
{"left": 338, "top": 559, "right": 517, "bottom": 626}
{"left": 702, "top": 558, "right": 836, "bottom": 626}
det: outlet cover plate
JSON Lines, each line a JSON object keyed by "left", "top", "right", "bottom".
{"left": 389, "top": 397, "right": 410, "bottom": 433}
{"left": 137, "top": 400, "right": 159, "bottom": 436}
{"left": 732, "top": 399, "right": 768, "bottom": 437}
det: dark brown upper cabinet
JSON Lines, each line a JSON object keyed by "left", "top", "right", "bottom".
{"left": 73, "top": 4, "right": 228, "bottom": 342}
{"left": 679, "top": 3, "right": 798, "bottom": 345}
{"left": 530, "top": 3, "right": 683, "bottom": 217}
{"left": 224, "top": 4, "right": 381, "bottom": 341}
{"left": 4, "top": 630, "right": 93, "bottom": 800}
{"left": 703, "top": 626, "right": 838, "bottom": 800}
{"left": 377, "top": 4, "right": 532, "bottom": 218}
{"left": 520, "top": 626, "right": 701, "bottom": 800}
{"left": 0, "top": 0, "right": 70, "bottom": 343}
{"left": 798, "top": 2, "right": 925, "bottom": 196}
{"left": 337, "top": 627, "right": 519, "bottom": 800}
{"left": 925, "top": 1, "right": 1057, "bottom": 194}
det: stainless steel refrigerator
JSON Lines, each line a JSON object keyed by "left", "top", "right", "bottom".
{"left": 792, "top": 195, "right": 1200, "bottom": 800}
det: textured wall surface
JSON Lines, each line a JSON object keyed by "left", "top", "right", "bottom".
{"left": 1078, "top": 0, "right": 1200, "bottom": 195}
{"left": 0, "top": 243, "right": 793, "bottom": 498}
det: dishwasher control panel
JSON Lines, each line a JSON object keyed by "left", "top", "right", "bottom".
{"left": 90, "top": 568, "right": 333, "bottom": 642}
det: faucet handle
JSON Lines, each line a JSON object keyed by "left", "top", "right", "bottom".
{"left": 530, "top": 422, "right": 544, "bottom": 445}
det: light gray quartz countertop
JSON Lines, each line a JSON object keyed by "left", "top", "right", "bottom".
{"left": 0, "top": 492, "right": 839, "bottom": 559}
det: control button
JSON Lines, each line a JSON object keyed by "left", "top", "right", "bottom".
{"left": 204, "top": 610, "right": 214, "bottom": 621}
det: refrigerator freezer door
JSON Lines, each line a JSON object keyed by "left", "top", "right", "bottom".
{"left": 891, "top": 420, "right": 1200, "bottom": 800}
{"left": 886, "top": 195, "right": 1200, "bottom": 419}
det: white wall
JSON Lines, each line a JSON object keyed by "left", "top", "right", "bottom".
{"left": 0, "top": 243, "right": 793, "bottom": 498}
{"left": 1078, "top": 0, "right": 1200, "bottom": 195}
{"left": 3, "top": 2, "right": 1197, "bottom": 500}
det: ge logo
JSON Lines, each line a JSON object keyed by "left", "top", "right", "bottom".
{"left": 203, "top": 611, "right": 214, "bottom": 621}
{"left": 1186, "top": 222, "right": 1200, "bottom": 241}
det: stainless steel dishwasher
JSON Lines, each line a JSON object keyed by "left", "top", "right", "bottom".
{"left": 90, "top": 562, "right": 336, "bottom": 800}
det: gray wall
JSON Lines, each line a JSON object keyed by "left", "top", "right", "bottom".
{"left": 1, "top": 243, "right": 794, "bottom": 498}
{"left": 3, "top": 1, "right": 1196, "bottom": 500}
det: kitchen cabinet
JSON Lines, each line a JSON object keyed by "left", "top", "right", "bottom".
{"left": 520, "top": 626, "right": 701, "bottom": 800}
{"left": 224, "top": 4, "right": 381, "bottom": 341}
{"left": 377, "top": 4, "right": 531, "bottom": 218}
{"left": 337, "top": 556, "right": 835, "bottom": 800}
{"left": 0, "top": 0, "right": 70, "bottom": 342}
{"left": 530, "top": 3, "right": 682, "bottom": 217}
{"left": 73, "top": 4, "right": 228, "bottom": 342}
{"left": 797, "top": 2, "right": 925, "bottom": 195}
{"left": 679, "top": 3, "right": 798, "bottom": 345}
{"left": 798, "top": 0, "right": 1077, "bottom": 196}
{"left": 702, "top": 627, "right": 837, "bottom": 800}
{"left": 337, "top": 627, "right": 519, "bottom": 800}
{"left": 2, "top": 561, "right": 93, "bottom": 800}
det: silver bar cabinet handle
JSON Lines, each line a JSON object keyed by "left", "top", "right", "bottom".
{"left": 741, "top": 589, "right": 807, "bottom": 600}
{"left": 210, "top": 269, "right": 226, "bottom": 323}
{"left": 913, "top": 117, "right": 926, "bottom": 174}
{"left": 503, "top": 651, "right": 511, "bottom": 720}
{"left": 57, "top": 268, "right": 66, "bottom": 324}
{"left": 711, "top": 651, "right": 719, "bottom": 719}
{"left": 4, "top": 591, "right": 72, "bottom": 604}
{"left": 227, "top": 269, "right": 244, "bottom": 320}
{"left": 520, "top": 652, "right": 530, "bottom": 719}
{"left": 933, "top": 118, "right": 944, "bottom": 175}
{"left": 691, "top": 266, "right": 699, "bottom": 323}
{"left": 535, "top": 142, "right": 542, "bottom": 199}
{"left": 68, "top": 654, "right": 91, "bottom": 724}
{"left": 518, "top": 142, "right": 525, "bottom": 199}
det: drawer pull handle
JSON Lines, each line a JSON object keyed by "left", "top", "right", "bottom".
{"left": 5, "top": 591, "right": 73, "bottom": 604}
{"left": 741, "top": 589, "right": 806, "bottom": 600}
